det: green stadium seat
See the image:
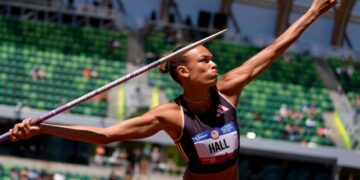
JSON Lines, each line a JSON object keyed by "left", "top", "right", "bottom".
{"left": 0, "top": 16, "right": 127, "bottom": 117}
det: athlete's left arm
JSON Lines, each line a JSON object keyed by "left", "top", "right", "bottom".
{"left": 217, "top": 0, "right": 337, "bottom": 104}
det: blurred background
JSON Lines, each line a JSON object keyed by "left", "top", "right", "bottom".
{"left": 0, "top": 0, "right": 359, "bottom": 179}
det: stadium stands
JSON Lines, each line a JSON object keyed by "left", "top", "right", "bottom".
{"left": 239, "top": 156, "right": 332, "bottom": 180}
{"left": 0, "top": 12, "right": 340, "bottom": 145}
{"left": 145, "top": 33, "right": 334, "bottom": 146}
{"left": 0, "top": 17, "right": 127, "bottom": 117}
{"left": 0, "top": 162, "right": 123, "bottom": 180}
{"left": 2, "top": 0, "right": 360, "bottom": 179}
{"left": 328, "top": 57, "right": 360, "bottom": 107}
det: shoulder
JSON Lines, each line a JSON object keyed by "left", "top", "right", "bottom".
{"left": 146, "top": 102, "right": 184, "bottom": 140}
{"left": 146, "top": 102, "right": 182, "bottom": 122}
{"left": 148, "top": 102, "right": 181, "bottom": 114}
{"left": 216, "top": 86, "right": 239, "bottom": 108}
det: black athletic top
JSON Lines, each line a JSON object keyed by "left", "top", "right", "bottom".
{"left": 174, "top": 88, "right": 240, "bottom": 174}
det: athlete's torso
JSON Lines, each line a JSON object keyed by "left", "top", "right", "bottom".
{"left": 174, "top": 88, "right": 240, "bottom": 175}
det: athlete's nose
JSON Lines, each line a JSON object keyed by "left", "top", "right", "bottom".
{"left": 210, "top": 60, "right": 217, "bottom": 70}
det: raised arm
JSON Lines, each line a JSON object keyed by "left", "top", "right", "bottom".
{"left": 218, "top": 0, "right": 337, "bottom": 102}
{"left": 9, "top": 103, "right": 180, "bottom": 144}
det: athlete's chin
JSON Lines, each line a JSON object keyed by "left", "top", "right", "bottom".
{"left": 200, "top": 76, "right": 218, "bottom": 87}
{"left": 208, "top": 73, "right": 218, "bottom": 80}
{"left": 207, "top": 78, "right": 218, "bottom": 86}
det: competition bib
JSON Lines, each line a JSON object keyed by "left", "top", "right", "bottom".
{"left": 191, "top": 122, "right": 238, "bottom": 165}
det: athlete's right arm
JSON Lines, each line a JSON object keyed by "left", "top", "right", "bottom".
{"left": 8, "top": 105, "right": 173, "bottom": 144}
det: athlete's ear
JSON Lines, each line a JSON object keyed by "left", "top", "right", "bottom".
{"left": 177, "top": 65, "right": 190, "bottom": 78}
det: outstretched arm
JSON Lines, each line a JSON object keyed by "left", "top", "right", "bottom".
{"left": 8, "top": 104, "right": 177, "bottom": 144}
{"left": 44, "top": 113, "right": 163, "bottom": 144}
{"left": 218, "top": 0, "right": 337, "bottom": 103}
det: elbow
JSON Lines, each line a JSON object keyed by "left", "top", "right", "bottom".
{"left": 242, "top": 73, "right": 254, "bottom": 86}
{"left": 99, "top": 136, "right": 111, "bottom": 145}
{"left": 93, "top": 134, "right": 111, "bottom": 145}
{"left": 242, "top": 66, "right": 256, "bottom": 84}
{"left": 96, "top": 129, "right": 112, "bottom": 145}
{"left": 97, "top": 127, "right": 127, "bottom": 144}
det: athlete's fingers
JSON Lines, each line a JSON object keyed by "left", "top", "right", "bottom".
{"left": 8, "top": 129, "right": 15, "bottom": 141}
{"left": 12, "top": 124, "right": 19, "bottom": 135}
{"left": 330, "top": 0, "right": 337, "bottom": 6}
{"left": 23, "top": 120, "right": 30, "bottom": 135}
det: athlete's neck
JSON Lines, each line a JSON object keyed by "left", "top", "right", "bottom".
{"left": 183, "top": 87, "right": 211, "bottom": 103}
{"left": 183, "top": 88, "right": 212, "bottom": 113}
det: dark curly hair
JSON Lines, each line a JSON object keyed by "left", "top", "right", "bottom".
{"left": 158, "top": 45, "right": 188, "bottom": 84}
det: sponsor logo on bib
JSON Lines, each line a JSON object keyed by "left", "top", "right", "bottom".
{"left": 211, "top": 130, "right": 220, "bottom": 140}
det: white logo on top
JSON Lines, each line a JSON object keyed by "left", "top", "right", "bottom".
{"left": 216, "top": 104, "right": 229, "bottom": 117}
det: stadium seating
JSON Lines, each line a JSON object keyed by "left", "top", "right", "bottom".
{"left": 0, "top": 17, "right": 126, "bottom": 58}
{"left": 145, "top": 33, "right": 334, "bottom": 146}
{"left": 206, "top": 40, "right": 324, "bottom": 88}
{"left": 328, "top": 57, "right": 360, "bottom": 107}
{"left": 238, "top": 158, "right": 332, "bottom": 180}
{"left": 0, "top": 162, "right": 123, "bottom": 180}
{"left": 0, "top": 17, "right": 127, "bottom": 117}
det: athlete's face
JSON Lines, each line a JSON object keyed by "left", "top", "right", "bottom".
{"left": 181, "top": 45, "right": 218, "bottom": 86}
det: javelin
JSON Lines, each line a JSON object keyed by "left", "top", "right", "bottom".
{"left": 0, "top": 29, "right": 227, "bottom": 142}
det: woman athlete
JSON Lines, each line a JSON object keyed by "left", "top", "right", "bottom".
{"left": 9, "top": 0, "right": 336, "bottom": 179}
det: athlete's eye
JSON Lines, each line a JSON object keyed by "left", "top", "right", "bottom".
{"left": 200, "top": 58, "right": 208, "bottom": 63}
{"left": 201, "top": 57, "right": 211, "bottom": 63}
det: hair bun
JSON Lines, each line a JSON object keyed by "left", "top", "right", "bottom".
{"left": 159, "top": 61, "right": 169, "bottom": 73}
